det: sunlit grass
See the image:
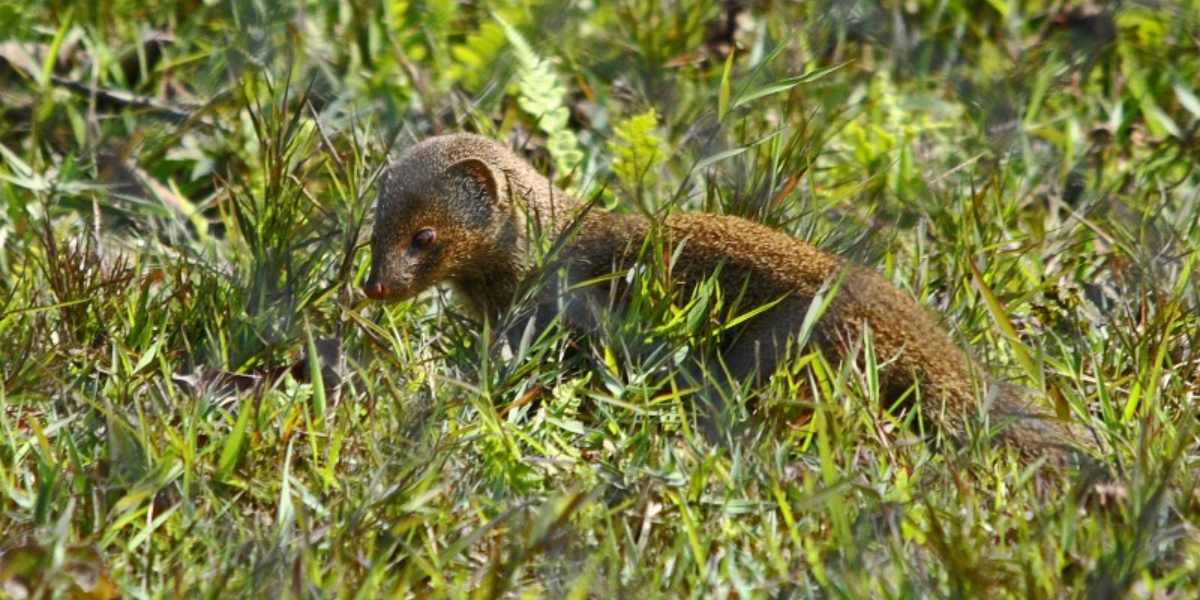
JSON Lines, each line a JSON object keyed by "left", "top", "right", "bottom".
{"left": 1, "top": 0, "right": 1198, "bottom": 597}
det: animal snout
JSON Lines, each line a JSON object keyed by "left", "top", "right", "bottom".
{"left": 362, "top": 277, "right": 387, "bottom": 300}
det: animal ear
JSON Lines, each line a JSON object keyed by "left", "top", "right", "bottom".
{"left": 447, "top": 158, "right": 503, "bottom": 204}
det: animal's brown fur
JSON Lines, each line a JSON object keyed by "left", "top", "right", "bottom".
{"left": 364, "top": 133, "right": 1089, "bottom": 463}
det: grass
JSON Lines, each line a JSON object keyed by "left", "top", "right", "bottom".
{"left": 1, "top": 0, "right": 1199, "bottom": 597}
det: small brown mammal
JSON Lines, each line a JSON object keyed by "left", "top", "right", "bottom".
{"left": 364, "top": 133, "right": 1087, "bottom": 463}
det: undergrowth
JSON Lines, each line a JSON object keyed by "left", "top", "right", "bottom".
{"left": 1, "top": 0, "right": 1198, "bottom": 597}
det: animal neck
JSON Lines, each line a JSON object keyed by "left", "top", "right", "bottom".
{"left": 449, "top": 255, "right": 525, "bottom": 324}
{"left": 502, "top": 163, "right": 581, "bottom": 236}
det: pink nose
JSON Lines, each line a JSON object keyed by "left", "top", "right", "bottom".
{"left": 363, "top": 281, "right": 387, "bottom": 300}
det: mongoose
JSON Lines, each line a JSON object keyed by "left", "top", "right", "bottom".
{"left": 363, "top": 133, "right": 1088, "bottom": 463}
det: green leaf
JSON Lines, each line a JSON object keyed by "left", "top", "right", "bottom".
{"left": 718, "top": 50, "right": 735, "bottom": 122}
{"left": 496, "top": 14, "right": 537, "bottom": 69}
{"left": 969, "top": 259, "right": 1038, "bottom": 380}
{"left": 690, "top": 127, "right": 786, "bottom": 173}
{"left": 608, "top": 108, "right": 664, "bottom": 190}
{"left": 277, "top": 439, "right": 295, "bottom": 539}
{"left": 1172, "top": 76, "right": 1200, "bottom": 119}
{"left": 41, "top": 10, "right": 73, "bottom": 87}
{"left": 132, "top": 337, "right": 162, "bottom": 375}
{"left": 733, "top": 62, "right": 849, "bottom": 109}
{"left": 0, "top": 141, "right": 47, "bottom": 190}
{"left": 497, "top": 14, "right": 581, "bottom": 177}
{"left": 982, "top": 0, "right": 1010, "bottom": 18}
{"left": 216, "top": 401, "right": 253, "bottom": 481}
{"left": 692, "top": 146, "right": 747, "bottom": 172}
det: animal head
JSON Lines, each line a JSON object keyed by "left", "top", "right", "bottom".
{"left": 363, "top": 135, "right": 516, "bottom": 302}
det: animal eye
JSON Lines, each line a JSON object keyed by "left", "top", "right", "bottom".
{"left": 411, "top": 228, "right": 435, "bottom": 249}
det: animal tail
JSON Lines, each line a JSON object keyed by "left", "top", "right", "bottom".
{"left": 985, "top": 382, "right": 1097, "bottom": 467}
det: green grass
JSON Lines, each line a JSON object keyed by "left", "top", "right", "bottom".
{"left": 1, "top": 0, "right": 1199, "bottom": 597}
